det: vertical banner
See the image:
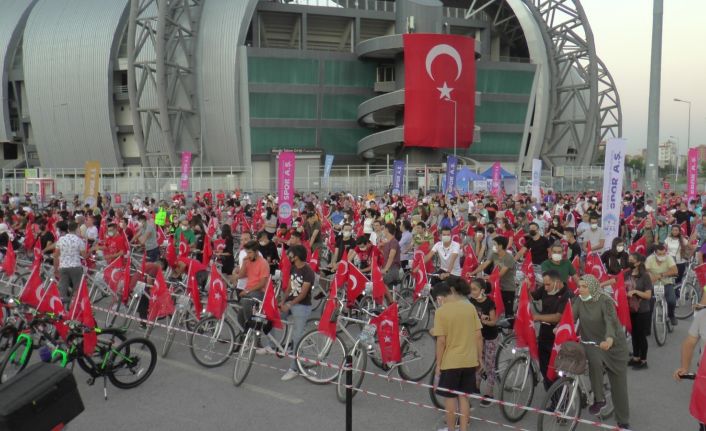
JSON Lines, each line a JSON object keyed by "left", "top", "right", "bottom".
{"left": 601, "top": 138, "right": 626, "bottom": 249}
{"left": 687, "top": 148, "right": 698, "bottom": 201}
{"left": 83, "top": 161, "right": 101, "bottom": 207}
{"left": 392, "top": 160, "right": 405, "bottom": 195}
{"left": 180, "top": 151, "right": 192, "bottom": 191}
{"left": 323, "top": 154, "right": 334, "bottom": 183}
{"left": 490, "top": 162, "right": 502, "bottom": 197}
{"left": 531, "top": 159, "right": 542, "bottom": 201}
{"left": 278, "top": 151, "right": 296, "bottom": 226}
{"left": 445, "top": 156, "right": 458, "bottom": 195}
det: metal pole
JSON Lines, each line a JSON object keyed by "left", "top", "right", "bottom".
{"left": 645, "top": 0, "right": 663, "bottom": 202}
{"left": 405, "top": 153, "right": 409, "bottom": 195}
{"left": 674, "top": 138, "right": 680, "bottom": 185}
{"left": 453, "top": 99, "right": 457, "bottom": 157}
{"left": 386, "top": 154, "right": 390, "bottom": 193}
{"left": 345, "top": 354, "right": 352, "bottom": 431}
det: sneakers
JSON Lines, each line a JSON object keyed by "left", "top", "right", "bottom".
{"left": 617, "top": 423, "right": 630, "bottom": 430}
{"left": 627, "top": 358, "right": 640, "bottom": 366}
{"left": 632, "top": 361, "right": 648, "bottom": 370}
{"left": 479, "top": 396, "right": 493, "bottom": 408}
{"left": 670, "top": 317, "right": 678, "bottom": 326}
{"left": 281, "top": 369, "right": 298, "bottom": 381}
{"left": 256, "top": 346, "right": 276, "bottom": 355}
{"left": 588, "top": 400, "right": 607, "bottom": 415}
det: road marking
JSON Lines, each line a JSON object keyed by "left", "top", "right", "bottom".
{"left": 159, "top": 356, "right": 304, "bottom": 405}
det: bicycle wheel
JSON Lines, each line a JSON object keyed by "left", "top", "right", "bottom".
{"left": 500, "top": 355, "right": 536, "bottom": 422}
{"left": 405, "top": 299, "right": 431, "bottom": 329}
{"left": 0, "top": 339, "right": 31, "bottom": 383}
{"left": 0, "top": 325, "right": 18, "bottom": 354}
{"left": 429, "top": 372, "right": 444, "bottom": 409}
{"left": 76, "top": 329, "right": 128, "bottom": 375}
{"left": 653, "top": 300, "right": 667, "bottom": 346}
{"left": 232, "top": 329, "right": 256, "bottom": 386}
{"left": 108, "top": 338, "right": 157, "bottom": 389}
{"left": 190, "top": 317, "right": 237, "bottom": 368}
{"left": 161, "top": 310, "right": 182, "bottom": 358}
{"left": 537, "top": 377, "right": 581, "bottom": 431}
{"left": 335, "top": 345, "right": 367, "bottom": 403}
{"left": 296, "top": 329, "right": 346, "bottom": 384}
{"left": 675, "top": 283, "right": 698, "bottom": 320}
{"left": 398, "top": 329, "right": 435, "bottom": 382}
{"left": 495, "top": 334, "right": 516, "bottom": 379}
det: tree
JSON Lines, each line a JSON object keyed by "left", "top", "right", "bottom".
{"left": 625, "top": 158, "right": 645, "bottom": 177}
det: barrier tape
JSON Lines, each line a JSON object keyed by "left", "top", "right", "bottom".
{"left": 90, "top": 303, "right": 629, "bottom": 431}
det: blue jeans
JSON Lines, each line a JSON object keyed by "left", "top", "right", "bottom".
{"left": 284, "top": 304, "right": 312, "bottom": 371}
{"left": 664, "top": 284, "right": 677, "bottom": 319}
{"left": 146, "top": 247, "right": 160, "bottom": 262}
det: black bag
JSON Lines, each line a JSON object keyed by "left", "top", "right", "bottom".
{"left": 0, "top": 362, "right": 84, "bottom": 431}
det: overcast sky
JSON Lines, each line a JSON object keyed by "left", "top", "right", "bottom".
{"left": 581, "top": 0, "right": 706, "bottom": 156}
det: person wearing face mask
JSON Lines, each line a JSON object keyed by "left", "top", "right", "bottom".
{"left": 564, "top": 229, "right": 582, "bottom": 260}
{"left": 329, "top": 223, "right": 356, "bottom": 269}
{"left": 256, "top": 231, "right": 279, "bottom": 275}
{"left": 470, "top": 237, "right": 516, "bottom": 316}
{"left": 517, "top": 222, "right": 551, "bottom": 265}
{"left": 532, "top": 270, "right": 573, "bottom": 390}
{"left": 100, "top": 222, "right": 128, "bottom": 263}
{"left": 468, "top": 278, "right": 498, "bottom": 407}
{"left": 645, "top": 244, "right": 680, "bottom": 326}
{"left": 580, "top": 214, "right": 605, "bottom": 252}
{"left": 625, "top": 253, "right": 654, "bottom": 370}
{"left": 547, "top": 215, "right": 564, "bottom": 242}
{"left": 174, "top": 215, "right": 195, "bottom": 252}
{"left": 133, "top": 213, "right": 159, "bottom": 262}
{"left": 540, "top": 243, "right": 579, "bottom": 284}
{"left": 600, "top": 237, "right": 629, "bottom": 278}
{"left": 572, "top": 275, "right": 630, "bottom": 430}
{"left": 425, "top": 227, "right": 463, "bottom": 282}
{"left": 348, "top": 236, "right": 374, "bottom": 274}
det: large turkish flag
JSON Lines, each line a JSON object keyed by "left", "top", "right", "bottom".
{"left": 403, "top": 34, "right": 476, "bottom": 149}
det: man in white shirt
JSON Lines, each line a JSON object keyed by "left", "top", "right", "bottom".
{"left": 54, "top": 221, "right": 86, "bottom": 300}
{"left": 424, "top": 227, "right": 462, "bottom": 278}
{"left": 580, "top": 214, "right": 606, "bottom": 252}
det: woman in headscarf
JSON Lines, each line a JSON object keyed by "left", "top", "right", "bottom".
{"left": 573, "top": 275, "right": 630, "bottom": 430}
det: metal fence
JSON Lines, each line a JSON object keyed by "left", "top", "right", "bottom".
{"left": 1, "top": 163, "right": 612, "bottom": 202}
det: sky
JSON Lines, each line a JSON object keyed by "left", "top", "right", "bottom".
{"left": 581, "top": 0, "right": 706, "bottom": 156}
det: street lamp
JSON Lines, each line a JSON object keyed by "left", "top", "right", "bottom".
{"left": 673, "top": 98, "right": 692, "bottom": 149}
{"left": 670, "top": 135, "right": 679, "bottom": 184}
{"left": 443, "top": 97, "right": 458, "bottom": 157}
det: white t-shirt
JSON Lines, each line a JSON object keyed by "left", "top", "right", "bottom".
{"left": 664, "top": 236, "right": 685, "bottom": 264}
{"left": 237, "top": 249, "right": 248, "bottom": 290}
{"left": 431, "top": 241, "right": 462, "bottom": 276}
{"left": 369, "top": 231, "right": 379, "bottom": 246}
{"left": 85, "top": 226, "right": 98, "bottom": 241}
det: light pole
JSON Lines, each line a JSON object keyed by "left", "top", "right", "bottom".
{"left": 670, "top": 135, "right": 679, "bottom": 184}
{"left": 673, "top": 98, "right": 692, "bottom": 151}
{"left": 443, "top": 97, "right": 457, "bottom": 157}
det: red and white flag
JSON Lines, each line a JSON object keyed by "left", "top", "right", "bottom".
{"left": 371, "top": 257, "right": 386, "bottom": 305}
{"left": 103, "top": 257, "right": 124, "bottom": 293}
{"left": 187, "top": 261, "right": 202, "bottom": 320}
{"left": 403, "top": 34, "right": 476, "bottom": 149}
{"left": 37, "top": 281, "right": 65, "bottom": 316}
{"left": 546, "top": 302, "right": 578, "bottom": 381}
{"left": 629, "top": 236, "right": 647, "bottom": 255}
{"left": 206, "top": 264, "right": 227, "bottom": 319}
{"left": 584, "top": 252, "right": 609, "bottom": 282}
{"left": 613, "top": 272, "right": 632, "bottom": 333}
{"left": 412, "top": 250, "right": 428, "bottom": 300}
{"left": 147, "top": 268, "right": 175, "bottom": 321}
{"left": 514, "top": 280, "right": 538, "bottom": 360}
{"left": 488, "top": 267, "right": 505, "bottom": 317}
{"left": 2, "top": 241, "right": 16, "bottom": 276}
{"left": 318, "top": 279, "right": 339, "bottom": 339}
{"left": 370, "top": 303, "right": 401, "bottom": 364}
{"left": 166, "top": 236, "right": 177, "bottom": 268}
{"left": 461, "top": 244, "right": 478, "bottom": 282}
{"left": 19, "top": 265, "right": 44, "bottom": 308}
{"left": 345, "top": 264, "right": 369, "bottom": 304}
{"left": 262, "top": 278, "right": 282, "bottom": 330}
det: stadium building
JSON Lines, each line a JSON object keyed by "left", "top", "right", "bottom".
{"left": 0, "top": 0, "right": 621, "bottom": 191}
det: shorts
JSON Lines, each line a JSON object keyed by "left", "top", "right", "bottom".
{"left": 435, "top": 367, "right": 477, "bottom": 398}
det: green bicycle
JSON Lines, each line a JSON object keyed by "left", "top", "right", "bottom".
{"left": 0, "top": 321, "right": 157, "bottom": 400}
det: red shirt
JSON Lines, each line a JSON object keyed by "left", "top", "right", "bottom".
{"left": 104, "top": 234, "right": 127, "bottom": 257}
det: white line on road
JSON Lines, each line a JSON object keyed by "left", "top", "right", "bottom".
{"left": 159, "top": 356, "right": 304, "bottom": 405}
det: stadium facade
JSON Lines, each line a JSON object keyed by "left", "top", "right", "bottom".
{"left": 0, "top": 0, "right": 621, "bottom": 188}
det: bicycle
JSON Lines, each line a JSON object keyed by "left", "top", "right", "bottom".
{"left": 333, "top": 306, "right": 435, "bottom": 402}
{"left": 189, "top": 294, "right": 244, "bottom": 368}
{"left": 536, "top": 340, "right": 615, "bottom": 431}
{"left": 653, "top": 283, "right": 671, "bottom": 346}
{"left": 675, "top": 258, "right": 703, "bottom": 320}
{"left": 232, "top": 296, "right": 293, "bottom": 387}
{"left": 498, "top": 346, "right": 542, "bottom": 422}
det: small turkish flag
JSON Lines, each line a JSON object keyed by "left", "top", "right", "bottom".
{"left": 206, "top": 264, "right": 227, "bottom": 319}
{"left": 629, "top": 236, "right": 647, "bottom": 255}
{"left": 371, "top": 303, "right": 401, "bottom": 365}
{"left": 403, "top": 33, "right": 476, "bottom": 149}
{"left": 546, "top": 302, "right": 578, "bottom": 381}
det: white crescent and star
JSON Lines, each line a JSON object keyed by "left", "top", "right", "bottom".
{"left": 425, "top": 44, "right": 465, "bottom": 101}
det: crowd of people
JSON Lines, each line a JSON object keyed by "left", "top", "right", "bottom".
{"left": 0, "top": 186, "right": 705, "bottom": 431}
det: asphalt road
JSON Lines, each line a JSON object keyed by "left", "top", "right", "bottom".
{"left": 63, "top": 308, "right": 701, "bottom": 431}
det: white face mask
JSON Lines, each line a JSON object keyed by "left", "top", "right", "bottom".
{"left": 590, "top": 223, "right": 598, "bottom": 230}
{"left": 441, "top": 235, "right": 451, "bottom": 243}
{"left": 342, "top": 231, "right": 351, "bottom": 239}
{"left": 259, "top": 241, "right": 267, "bottom": 247}
{"left": 656, "top": 255, "right": 667, "bottom": 262}
{"left": 492, "top": 245, "right": 498, "bottom": 253}
{"left": 579, "top": 294, "right": 593, "bottom": 302}
{"left": 551, "top": 253, "right": 562, "bottom": 262}
{"left": 616, "top": 245, "right": 624, "bottom": 253}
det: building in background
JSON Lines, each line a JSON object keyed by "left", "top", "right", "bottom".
{"left": 0, "top": 0, "right": 622, "bottom": 191}
{"left": 658, "top": 139, "right": 677, "bottom": 169}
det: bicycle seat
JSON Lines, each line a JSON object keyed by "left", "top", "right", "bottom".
{"left": 496, "top": 317, "right": 513, "bottom": 329}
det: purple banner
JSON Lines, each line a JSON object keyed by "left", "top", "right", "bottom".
{"left": 392, "top": 160, "right": 405, "bottom": 195}
{"left": 180, "top": 151, "right": 192, "bottom": 190}
{"left": 277, "top": 151, "right": 296, "bottom": 226}
{"left": 490, "top": 162, "right": 502, "bottom": 197}
{"left": 688, "top": 148, "right": 699, "bottom": 201}
{"left": 445, "top": 155, "right": 458, "bottom": 195}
